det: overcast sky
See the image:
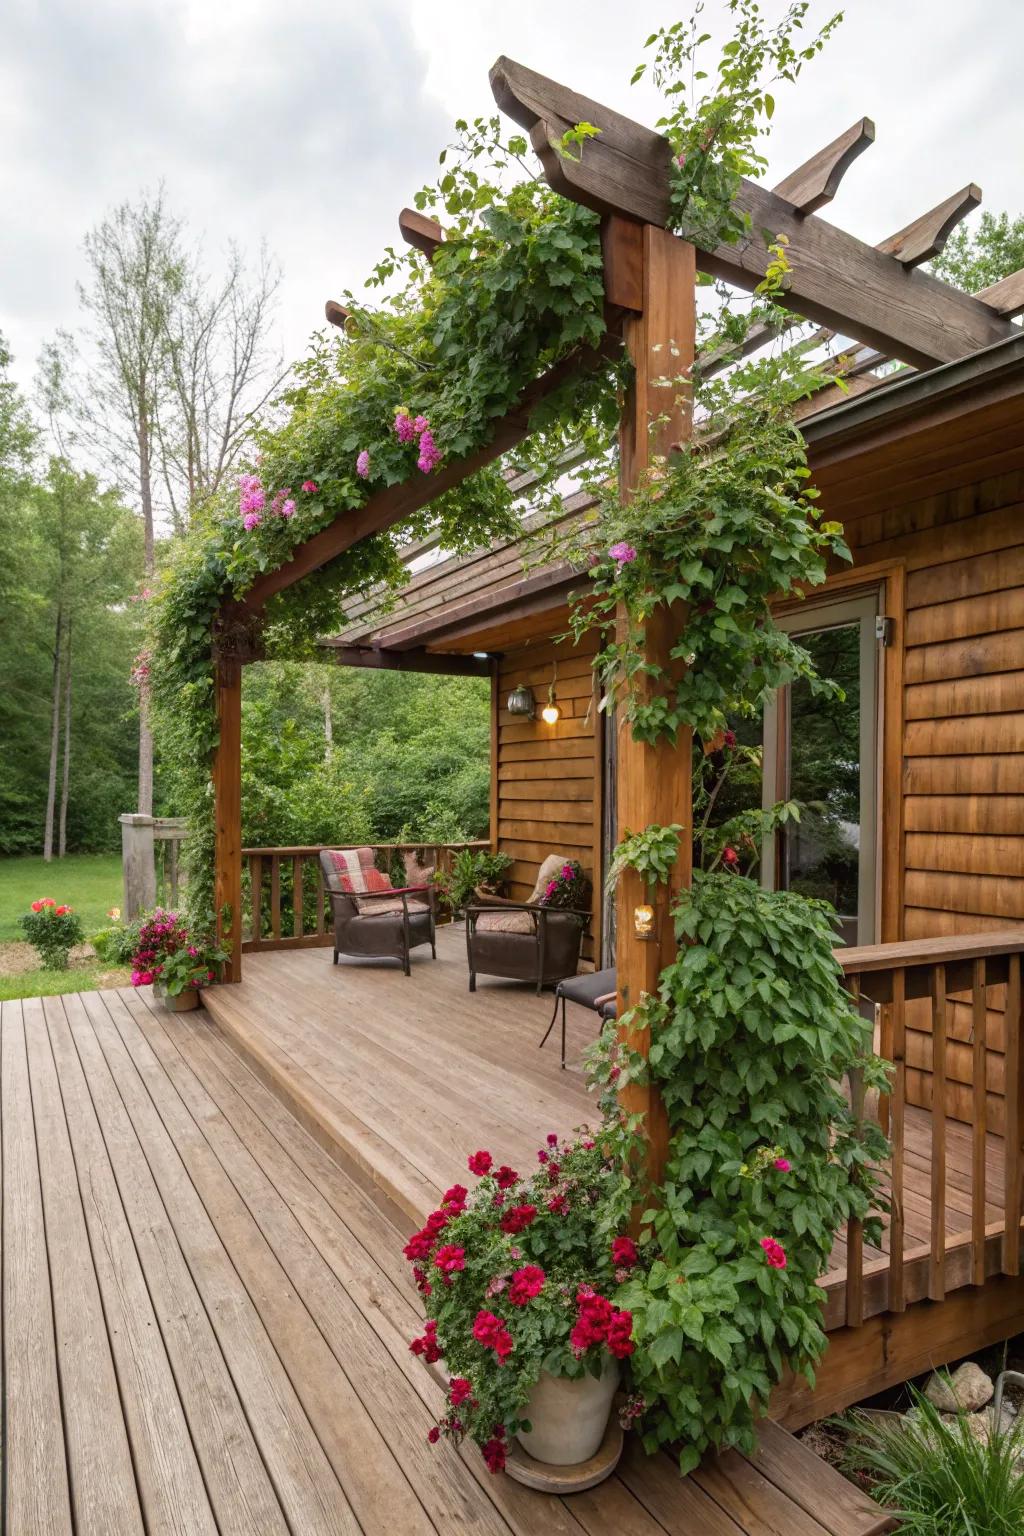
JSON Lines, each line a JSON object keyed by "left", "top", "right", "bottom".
{"left": 3, "top": 0, "right": 1021, "bottom": 400}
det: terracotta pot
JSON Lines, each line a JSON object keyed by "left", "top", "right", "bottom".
{"left": 517, "top": 1359, "right": 619, "bottom": 1466}
{"left": 159, "top": 986, "right": 200, "bottom": 1012}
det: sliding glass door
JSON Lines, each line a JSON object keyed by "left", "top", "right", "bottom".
{"left": 762, "top": 591, "right": 880, "bottom": 947}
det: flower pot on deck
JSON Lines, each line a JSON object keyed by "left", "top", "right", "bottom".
{"left": 516, "top": 1358, "right": 619, "bottom": 1466}
{"left": 158, "top": 985, "right": 201, "bottom": 1012}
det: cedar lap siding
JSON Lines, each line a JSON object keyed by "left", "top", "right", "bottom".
{"left": 325, "top": 336, "right": 1024, "bottom": 1118}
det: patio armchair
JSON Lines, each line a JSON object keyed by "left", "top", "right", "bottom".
{"left": 538, "top": 967, "right": 617, "bottom": 1069}
{"left": 464, "top": 854, "right": 590, "bottom": 994}
{"left": 319, "top": 847, "right": 436, "bottom": 977}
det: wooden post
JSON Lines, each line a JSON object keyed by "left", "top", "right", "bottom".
{"left": 118, "top": 813, "right": 156, "bottom": 919}
{"left": 213, "top": 658, "right": 243, "bottom": 982}
{"left": 613, "top": 223, "right": 696, "bottom": 1188}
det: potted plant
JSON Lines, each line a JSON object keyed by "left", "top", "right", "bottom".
{"left": 405, "top": 1129, "right": 637, "bottom": 1473}
{"left": 447, "top": 849, "right": 514, "bottom": 913}
{"left": 21, "top": 898, "right": 85, "bottom": 971}
{"left": 129, "top": 908, "right": 226, "bottom": 1011}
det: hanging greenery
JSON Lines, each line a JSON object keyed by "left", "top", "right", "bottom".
{"left": 150, "top": 126, "right": 620, "bottom": 926}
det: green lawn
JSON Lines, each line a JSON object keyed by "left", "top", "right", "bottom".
{"left": 0, "top": 852, "right": 122, "bottom": 942}
{"left": 0, "top": 963, "right": 132, "bottom": 1003}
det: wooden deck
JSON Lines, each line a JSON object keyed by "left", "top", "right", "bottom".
{"left": 205, "top": 927, "right": 1020, "bottom": 1325}
{"left": 1, "top": 976, "right": 894, "bottom": 1534}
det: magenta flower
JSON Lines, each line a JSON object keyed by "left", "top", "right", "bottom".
{"left": 239, "top": 472, "right": 265, "bottom": 517}
{"left": 773, "top": 1157, "right": 791, "bottom": 1172}
{"left": 412, "top": 415, "right": 429, "bottom": 435}
{"left": 356, "top": 450, "right": 371, "bottom": 479}
{"left": 301, "top": 479, "right": 318, "bottom": 493}
{"left": 280, "top": 498, "right": 296, "bottom": 519}
{"left": 609, "top": 541, "right": 638, "bottom": 566}
{"left": 760, "top": 1236, "right": 787, "bottom": 1269}
{"left": 394, "top": 410, "right": 417, "bottom": 444}
{"left": 417, "top": 429, "right": 441, "bottom": 474}
{"left": 243, "top": 511, "right": 263, "bottom": 531}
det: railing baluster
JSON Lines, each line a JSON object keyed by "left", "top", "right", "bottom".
{"left": 250, "top": 854, "right": 263, "bottom": 949}
{"left": 293, "top": 856, "right": 304, "bottom": 938}
{"left": 169, "top": 838, "right": 179, "bottom": 908}
{"left": 316, "top": 864, "right": 326, "bottom": 936}
{"left": 844, "top": 974, "right": 864, "bottom": 1328}
{"left": 929, "top": 962, "right": 947, "bottom": 1301}
{"left": 1004, "top": 953, "right": 1023, "bottom": 1275}
{"left": 972, "top": 957, "right": 988, "bottom": 1286}
{"left": 888, "top": 966, "right": 906, "bottom": 1313}
{"left": 270, "top": 855, "right": 281, "bottom": 941}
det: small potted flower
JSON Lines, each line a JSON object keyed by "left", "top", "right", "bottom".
{"left": 129, "top": 908, "right": 226, "bottom": 1011}
{"left": 405, "top": 1129, "right": 637, "bottom": 1474}
{"left": 538, "top": 859, "right": 589, "bottom": 917}
{"left": 21, "top": 898, "right": 85, "bottom": 971}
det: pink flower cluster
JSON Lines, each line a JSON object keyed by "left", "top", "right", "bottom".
{"left": 393, "top": 409, "right": 442, "bottom": 474}
{"left": 356, "top": 450, "right": 371, "bottom": 479}
{"left": 129, "top": 649, "right": 152, "bottom": 688}
{"left": 239, "top": 472, "right": 311, "bottom": 528}
{"left": 570, "top": 1287, "right": 634, "bottom": 1360}
{"left": 609, "top": 541, "right": 638, "bottom": 567}
{"left": 760, "top": 1236, "right": 787, "bottom": 1269}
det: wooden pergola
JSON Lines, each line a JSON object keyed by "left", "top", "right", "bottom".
{"left": 212, "top": 54, "right": 1024, "bottom": 1181}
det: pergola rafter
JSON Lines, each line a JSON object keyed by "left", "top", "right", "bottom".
{"left": 489, "top": 56, "right": 1018, "bottom": 369}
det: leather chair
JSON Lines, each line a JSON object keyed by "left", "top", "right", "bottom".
{"left": 464, "top": 854, "right": 590, "bottom": 994}
{"left": 319, "top": 848, "right": 436, "bottom": 977}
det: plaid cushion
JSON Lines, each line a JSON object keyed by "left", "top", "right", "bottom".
{"left": 326, "top": 847, "right": 393, "bottom": 897}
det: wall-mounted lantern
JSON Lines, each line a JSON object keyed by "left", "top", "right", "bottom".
{"left": 507, "top": 684, "right": 536, "bottom": 718}
{"left": 633, "top": 903, "right": 656, "bottom": 940}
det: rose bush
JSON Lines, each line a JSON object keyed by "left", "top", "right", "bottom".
{"left": 21, "top": 899, "right": 85, "bottom": 970}
{"left": 405, "top": 1130, "right": 637, "bottom": 1470}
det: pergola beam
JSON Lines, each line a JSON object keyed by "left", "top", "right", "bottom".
{"left": 489, "top": 56, "right": 1015, "bottom": 369}
{"left": 319, "top": 643, "right": 492, "bottom": 675}
{"left": 234, "top": 333, "right": 619, "bottom": 615}
{"left": 398, "top": 208, "right": 444, "bottom": 260}
{"left": 879, "top": 184, "right": 982, "bottom": 268}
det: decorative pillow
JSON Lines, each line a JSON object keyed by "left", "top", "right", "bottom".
{"left": 324, "top": 847, "right": 411, "bottom": 913}
{"left": 402, "top": 850, "right": 435, "bottom": 888}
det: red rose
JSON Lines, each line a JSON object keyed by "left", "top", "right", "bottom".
{"left": 30, "top": 900, "right": 43, "bottom": 912}
{"left": 55, "top": 905, "right": 69, "bottom": 915}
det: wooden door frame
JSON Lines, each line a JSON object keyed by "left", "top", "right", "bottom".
{"left": 773, "top": 557, "right": 907, "bottom": 946}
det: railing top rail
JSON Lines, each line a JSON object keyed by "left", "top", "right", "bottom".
{"left": 838, "top": 928, "right": 1024, "bottom": 975}
{"left": 240, "top": 840, "right": 490, "bottom": 857}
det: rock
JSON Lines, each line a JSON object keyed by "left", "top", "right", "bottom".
{"left": 923, "top": 1362, "right": 994, "bottom": 1414}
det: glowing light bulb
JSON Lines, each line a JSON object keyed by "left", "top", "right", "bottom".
{"left": 633, "top": 903, "right": 655, "bottom": 938}
{"left": 541, "top": 701, "right": 561, "bottom": 725}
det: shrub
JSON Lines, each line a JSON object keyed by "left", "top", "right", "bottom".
{"left": 406, "top": 1130, "right": 635, "bottom": 1471}
{"left": 844, "top": 1388, "right": 1024, "bottom": 1533}
{"left": 445, "top": 849, "right": 513, "bottom": 911}
{"left": 21, "top": 899, "right": 85, "bottom": 970}
{"left": 597, "top": 873, "right": 889, "bottom": 1472}
{"left": 91, "top": 911, "right": 146, "bottom": 966}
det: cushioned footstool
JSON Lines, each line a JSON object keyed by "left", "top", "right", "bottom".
{"left": 539, "top": 967, "right": 617, "bottom": 1069}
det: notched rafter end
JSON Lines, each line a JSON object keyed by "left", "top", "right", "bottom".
{"left": 325, "top": 300, "right": 350, "bottom": 329}
{"left": 773, "top": 116, "right": 876, "bottom": 215}
{"left": 880, "top": 184, "right": 983, "bottom": 268}
{"left": 399, "top": 207, "right": 444, "bottom": 259}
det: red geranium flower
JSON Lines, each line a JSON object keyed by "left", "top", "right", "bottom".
{"left": 494, "top": 1165, "right": 518, "bottom": 1189}
{"left": 468, "top": 1150, "right": 493, "bottom": 1177}
{"left": 760, "top": 1236, "right": 787, "bottom": 1269}
{"left": 472, "top": 1310, "right": 514, "bottom": 1363}
{"left": 507, "top": 1265, "right": 545, "bottom": 1306}
{"left": 482, "top": 1435, "right": 506, "bottom": 1473}
{"left": 499, "top": 1203, "right": 537, "bottom": 1235}
{"left": 607, "top": 1310, "right": 635, "bottom": 1359}
{"left": 611, "top": 1235, "right": 639, "bottom": 1269}
{"left": 433, "top": 1244, "right": 466, "bottom": 1278}
{"left": 443, "top": 1183, "right": 468, "bottom": 1207}
{"left": 410, "top": 1319, "right": 443, "bottom": 1363}
{"left": 449, "top": 1377, "right": 473, "bottom": 1406}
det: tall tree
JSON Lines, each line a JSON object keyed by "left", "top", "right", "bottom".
{"left": 73, "top": 190, "right": 183, "bottom": 814}
{"left": 929, "top": 210, "right": 1024, "bottom": 291}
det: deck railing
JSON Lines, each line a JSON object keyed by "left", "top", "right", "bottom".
{"left": 240, "top": 841, "right": 489, "bottom": 953}
{"left": 833, "top": 931, "right": 1024, "bottom": 1329}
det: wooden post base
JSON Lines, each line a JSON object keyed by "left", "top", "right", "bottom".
{"left": 504, "top": 1418, "right": 623, "bottom": 1493}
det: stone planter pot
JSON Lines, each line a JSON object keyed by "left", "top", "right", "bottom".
{"left": 158, "top": 986, "right": 201, "bottom": 1013}
{"left": 517, "top": 1359, "right": 619, "bottom": 1466}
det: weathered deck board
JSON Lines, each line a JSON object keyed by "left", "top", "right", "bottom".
{"left": 0, "top": 979, "right": 892, "bottom": 1534}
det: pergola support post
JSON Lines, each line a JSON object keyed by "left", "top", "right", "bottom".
{"left": 213, "top": 658, "right": 243, "bottom": 982}
{"left": 614, "top": 223, "right": 696, "bottom": 1188}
